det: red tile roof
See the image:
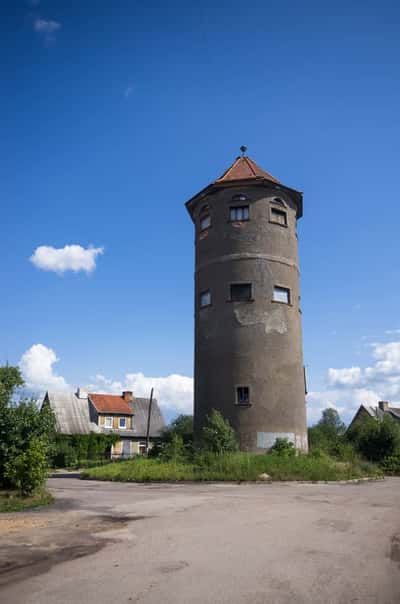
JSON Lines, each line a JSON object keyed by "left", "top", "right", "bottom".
{"left": 89, "top": 394, "right": 133, "bottom": 415}
{"left": 215, "top": 156, "right": 279, "bottom": 184}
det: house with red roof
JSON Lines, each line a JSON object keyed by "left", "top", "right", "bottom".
{"left": 43, "top": 388, "right": 165, "bottom": 458}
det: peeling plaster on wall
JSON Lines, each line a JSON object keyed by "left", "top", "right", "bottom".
{"left": 234, "top": 305, "right": 288, "bottom": 335}
{"left": 257, "top": 431, "right": 308, "bottom": 451}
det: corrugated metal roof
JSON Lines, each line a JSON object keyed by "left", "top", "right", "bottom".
{"left": 128, "top": 397, "right": 165, "bottom": 438}
{"left": 45, "top": 391, "right": 100, "bottom": 435}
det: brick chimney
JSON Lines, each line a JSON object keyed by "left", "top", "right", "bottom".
{"left": 378, "top": 401, "right": 389, "bottom": 412}
{"left": 122, "top": 391, "right": 133, "bottom": 403}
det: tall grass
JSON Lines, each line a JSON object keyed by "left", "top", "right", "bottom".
{"left": 81, "top": 452, "right": 382, "bottom": 483}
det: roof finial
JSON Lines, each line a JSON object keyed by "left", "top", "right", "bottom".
{"left": 240, "top": 145, "right": 247, "bottom": 157}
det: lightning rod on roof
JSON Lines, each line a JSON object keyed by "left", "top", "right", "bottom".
{"left": 240, "top": 145, "right": 247, "bottom": 156}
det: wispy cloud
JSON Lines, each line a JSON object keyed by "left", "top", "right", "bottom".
{"left": 33, "top": 18, "right": 61, "bottom": 42}
{"left": 124, "top": 86, "right": 134, "bottom": 98}
{"left": 30, "top": 244, "right": 104, "bottom": 274}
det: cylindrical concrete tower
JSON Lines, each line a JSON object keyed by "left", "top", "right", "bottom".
{"left": 186, "top": 151, "right": 308, "bottom": 452}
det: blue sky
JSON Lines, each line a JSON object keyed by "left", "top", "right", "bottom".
{"left": 2, "top": 0, "right": 400, "bottom": 422}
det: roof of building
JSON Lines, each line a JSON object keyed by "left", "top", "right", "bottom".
{"left": 185, "top": 153, "right": 303, "bottom": 219}
{"left": 43, "top": 390, "right": 166, "bottom": 438}
{"left": 348, "top": 403, "right": 400, "bottom": 430}
{"left": 89, "top": 393, "right": 133, "bottom": 415}
{"left": 44, "top": 391, "right": 100, "bottom": 435}
{"left": 127, "top": 397, "right": 165, "bottom": 438}
{"left": 215, "top": 156, "right": 280, "bottom": 184}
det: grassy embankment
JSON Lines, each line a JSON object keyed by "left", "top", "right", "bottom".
{"left": 0, "top": 489, "right": 54, "bottom": 513}
{"left": 81, "top": 452, "right": 382, "bottom": 482}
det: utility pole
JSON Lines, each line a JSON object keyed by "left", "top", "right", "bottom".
{"left": 145, "top": 387, "right": 154, "bottom": 455}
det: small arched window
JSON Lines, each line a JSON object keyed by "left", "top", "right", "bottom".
{"left": 270, "top": 198, "right": 288, "bottom": 227}
{"left": 232, "top": 194, "right": 249, "bottom": 202}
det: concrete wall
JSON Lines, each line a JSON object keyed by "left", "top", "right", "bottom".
{"left": 190, "top": 183, "right": 308, "bottom": 452}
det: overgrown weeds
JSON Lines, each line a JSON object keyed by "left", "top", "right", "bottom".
{"left": 81, "top": 451, "right": 382, "bottom": 483}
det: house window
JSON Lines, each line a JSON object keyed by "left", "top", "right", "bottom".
{"left": 270, "top": 206, "right": 287, "bottom": 226}
{"left": 237, "top": 386, "right": 250, "bottom": 405}
{"left": 230, "top": 206, "right": 249, "bottom": 221}
{"left": 200, "top": 289, "right": 211, "bottom": 308}
{"left": 119, "top": 417, "right": 127, "bottom": 429}
{"left": 230, "top": 283, "right": 252, "bottom": 301}
{"left": 200, "top": 214, "right": 211, "bottom": 231}
{"left": 104, "top": 416, "right": 113, "bottom": 428}
{"left": 273, "top": 286, "right": 291, "bottom": 304}
{"left": 139, "top": 442, "right": 147, "bottom": 455}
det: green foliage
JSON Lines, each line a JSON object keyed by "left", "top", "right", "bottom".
{"left": 4, "top": 437, "right": 49, "bottom": 496}
{"left": 0, "top": 365, "right": 56, "bottom": 495}
{"left": 81, "top": 451, "right": 382, "bottom": 483}
{"left": 308, "top": 407, "right": 347, "bottom": 457}
{"left": 348, "top": 415, "right": 400, "bottom": 462}
{"left": 271, "top": 438, "right": 296, "bottom": 457}
{"left": 162, "top": 414, "right": 194, "bottom": 445}
{"left": 159, "top": 434, "right": 187, "bottom": 462}
{"left": 50, "top": 433, "right": 119, "bottom": 468}
{"left": 380, "top": 454, "right": 400, "bottom": 475}
{"left": 0, "top": 365, "right": 24, "bottom": 404}
{"left": 150, "top": 414, "right": 194, "bottom": 459}
{"left": 201, "top": 410, "right": 238, "bottom": 454}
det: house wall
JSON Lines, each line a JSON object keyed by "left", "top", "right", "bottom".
{"left": 111, "top": 439, "right": 154, "bottom": 458}
{"left": 98, "top": 414, "right": 133, "bottom": 430}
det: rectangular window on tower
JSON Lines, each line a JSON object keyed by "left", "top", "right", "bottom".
{"left": 270, "top": 207, "right": 287, "bottom": 226}
{"left": 273, "top": 286, "right": 291, "bottom": 305}
{"left": 200, "top": 289, "right": 211, "bottom": 308}
{"left": 230, "top": 206, "right": 250, "bottom": 221}
{"left": 230, "top": 283, "right": 252, "bottom": 302}
{"left": 236, "top": 386, "right": 250, "bottom": 405}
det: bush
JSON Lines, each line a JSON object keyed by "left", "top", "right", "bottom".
{"left": 380, "top": 455, "right": 400, "bottom": 475}
{"left": 50, "top": 434, "right": 119, "bottom": 468}
{"left": 160, "top": 434, "right": 187, "bottom": 462}
{"left": 202, "top": 410, "right": 238, "bottom": 454}
{"left": 348, "top": 415, "right": 400, "bottom": 462}
{"left": 271, "top": 438, "right": 295, "bottom": 457}
{"left": 4, "top": 437, "right": 49, "bottom": 496}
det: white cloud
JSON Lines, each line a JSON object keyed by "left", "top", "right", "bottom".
{"left": 385, "top": 329, "right": 400, "bottom": 335}
{"left": 310, "top": 339, "right": 400, "bottom": 425}
{"left": 20, "top": 344, "right": 68, "bottom": 392}
{"left": 92, "top": 372, "right": 194, "bottom": 418}
{"left": 34, "top": 18, "right": 61, "bottom": 34}
{"left": 30, "top": 244, "right": 104, "bottom": 274}
{"left": 327, "top": 366, "right": 363, "bottom": 387}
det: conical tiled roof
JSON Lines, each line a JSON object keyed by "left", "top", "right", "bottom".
{"left": 215, "top": 156, "right": 279, "bottom": 184}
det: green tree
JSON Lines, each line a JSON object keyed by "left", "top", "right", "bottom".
{"left": 308, "top": 408, "right": 346, "bottom": 455}
{"left": 348, "top": 415, "right": 400, "bottom": 462}
{"left": 0, "top": 364, "right": 55, "bottom": 494}
{"left": 202, "top": 410, "right": 238, "bottom": 454}
{"left": 0, "top": 365, "right": 24, "bottom": 404}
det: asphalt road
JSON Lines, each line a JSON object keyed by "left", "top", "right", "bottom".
{"left": 0, "top": 476, "right": 399, "bottom": 603}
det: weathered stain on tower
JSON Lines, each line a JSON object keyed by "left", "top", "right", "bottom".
{"left": 185, "top": 150, "right": 308, "bottom": 452}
